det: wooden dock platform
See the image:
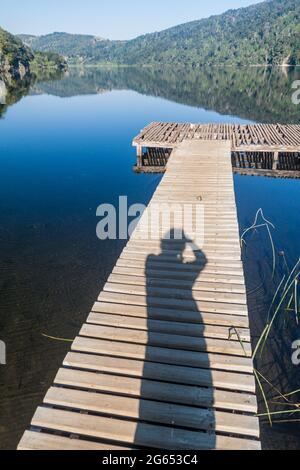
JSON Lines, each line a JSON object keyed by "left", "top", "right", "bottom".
{"left": 133, "top": 122, "right": 300, "bottom": 177}
{"left": 133, "top": 122, "right": 300, "bottom": 153}
{"left": 18, "top": 140, "right": 261, "bottom": 451}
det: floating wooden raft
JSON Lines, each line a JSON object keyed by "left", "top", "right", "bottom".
{"left": 133, "top": 122, "right": 300, "bottom": 152}
{"left": 18, "top": 140, "right": 261, "bottom": 451}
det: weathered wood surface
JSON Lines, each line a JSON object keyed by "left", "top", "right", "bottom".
{"left": 133, "top": 122, "right": 300, "bottom": 152}
{"left": 18, "top": 140, "right": 260, "bottom": 451}
{"left": 234, "top": 168, "right": 300, "bottom": 179}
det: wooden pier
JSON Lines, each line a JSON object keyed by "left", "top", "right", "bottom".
{"left": 18, "top": 139, "right": 261, "bottom": 451}
{"left": 134, "top": 122, "right": 300, "bottom": 177}
{"left": 134, "top": 122, "right": 300, "bottom": 153}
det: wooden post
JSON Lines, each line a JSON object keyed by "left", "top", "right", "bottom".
{"left": 273, "top": 151, "right": 279, "bottom": 170}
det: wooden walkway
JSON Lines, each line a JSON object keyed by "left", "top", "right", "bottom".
{"left": 133, "top": 122, "right": 300, "bottom": 152}
{"left": 18, "top": 140, "right": 261, "bottom": 451}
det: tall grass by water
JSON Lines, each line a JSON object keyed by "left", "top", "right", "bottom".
{"left": 241, "top": 209, "right": 300, "bottom": 425}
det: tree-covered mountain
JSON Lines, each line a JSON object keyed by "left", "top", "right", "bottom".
{"left": 0, "top": 27, "right": 66, "bottom": 82}
{"left": 0, "top": 26, "right": 67, "bottom": 118}
{"left": 18, "top": 32, "right": 125, "bottom": 65}
{"left": 0, "top": 26, "right": 33, "bottom": 80}
{"left": 19, "top": 0, "right": 300, "bottom": 66}
{"left": 18, "top": 32, "right": 114, "bottom": 58}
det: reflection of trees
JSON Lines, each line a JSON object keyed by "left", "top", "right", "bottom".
{"left": 3, "top": 66, "right": 300, "bottom": 123}
{"left": 0, "top": 73, "right": 31, "bottom": 118}
{"left": 0, "top": 68, "right": 65, "bottom": 118}
{"left": 32, "top": 66, "right": 300, "bottom": 123}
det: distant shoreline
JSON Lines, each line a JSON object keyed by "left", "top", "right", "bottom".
{"left": 67, "top": 63, "right": 300, "bottom": 69}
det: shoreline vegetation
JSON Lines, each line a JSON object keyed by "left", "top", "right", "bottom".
{"left": 240, "top": 209, "right": 300, "bottom": 431}
{"left": 0, "top": 25, "right": 67, "bottom": 117}
{"left": 67, "top": 63, "right": 300, "bottom": 68}
{"left": 0, "top": 26, "right": 67, "bottom": 97}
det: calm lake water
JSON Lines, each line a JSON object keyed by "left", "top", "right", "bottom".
{"left": 0, "top": 67, "right": 300, "bottom": 449}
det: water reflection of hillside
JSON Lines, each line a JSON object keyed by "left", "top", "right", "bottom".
{"left": 0, "top": 69, "right": 64, "bottom": 118}
{"left": 1, "top": 66, "right": 300, "bottom": 123}
{"left": 0, "top": 74, "right": 31, "bottom": 118}
{"left": 30, "top": 66, "right": 300, "bottom": 123}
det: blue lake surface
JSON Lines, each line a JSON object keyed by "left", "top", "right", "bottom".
{"left": 0, "top": 67, "right": 300, "bottom": 449}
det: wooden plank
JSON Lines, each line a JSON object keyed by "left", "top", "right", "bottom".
{"left": 92, "top": 301, "right": 249, "bottom": 328}
{"left": 141, "top": 245, "right": 241, "bottom": 256}
{"left": 112, "top": 266, "right": 245, "bottom": 284}
{"left": 122, "top": 247, "right": 242, "bottom": 261}
{"left": 18, "top": 431, "right": 129, "bottom": 451}
{"left": 64, "top": 352, "right": 256, "bottom": 392}
{"left": 125, "top": 242, "right": 242, "bottom": 253}
{"left": 98, "top": 291, "right": 249, "bottom": 316}
{"left": 108, "top": 273, "right": 246, "bottom": 293}
{"left": 87, "top": 312, "right": 250, "bottom": 341}
{"left": 44, "top": 387, "right": 259, "bottom": 438}
{"left": 129, "top": 233, "right": 240, "bottom": 244}
{"left": 103, "top": 282, "right": 247, "bottom": 305}
{"left": 55, "top": 367, "right": 257, "bottom": 412}
{"left": 79, "top": 324, "right": 251, "bottom": 357}
{"left": 118, "top": 253, "right": 243, "bottom": 270}
{"left": 71, "top": 337, "right": 254, "bottom": 373}
{"left": 116, "top": 259, "right": 244, "bottom": 276}
{"left": 31, "top": 408, "right": 261, "bottom": 450}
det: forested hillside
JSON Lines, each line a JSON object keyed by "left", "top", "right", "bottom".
{"left": 18, "top": 32, "right": 115, "bottom": 58}
{"left": 0, "top": 26, "right": 67, "bottom": 120}
{"left": 19, "top": 0, "right": 300, "bottom": 66}
{"left": 1, "top": 26, "right": 67, "bottom": 82}
{"left": 0, "top": 27, "right": 33, "bottom": 79}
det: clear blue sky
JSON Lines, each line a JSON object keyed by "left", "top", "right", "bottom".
{"left": 2, "top": 0, "right": 264, "bottom": 39}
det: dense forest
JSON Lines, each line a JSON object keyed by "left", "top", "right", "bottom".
{"left": 0, "top": 26, "right": 66, "bottom": 83}
{"left": 0, "top": 26, "right": 67, "bottom": 117}
{"left": 19, "top": 0, "right": 300, "bottom": 66}
{"left": 0, "top": 27, "right": 33, "bottom": 79}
